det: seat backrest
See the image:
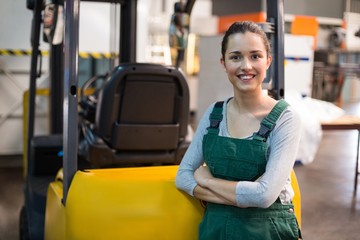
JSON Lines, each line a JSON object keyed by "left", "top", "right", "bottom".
{"left": 93, "top": 63, "right": 190, "bottom": 165}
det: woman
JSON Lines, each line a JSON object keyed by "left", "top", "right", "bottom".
{"left": 176, "top": 21, "right": 302, "bottom": 239}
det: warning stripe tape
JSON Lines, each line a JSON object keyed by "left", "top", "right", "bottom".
{"left": 0, "top": 49, "right": 116, "bottom": 59}
{"left": 0, "top": 49, "right": 34, "bottom": 56}
{"left": 78, "top": 52, "right": 114, "bottom": 59}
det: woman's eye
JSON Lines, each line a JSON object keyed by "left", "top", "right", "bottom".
{"left": 252, "top": 54, "right": 260, "bottom": 60}
{"left": 230, "top": 55, "right": 241, "bottom": 60}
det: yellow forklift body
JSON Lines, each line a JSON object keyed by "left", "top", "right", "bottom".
{"left": 45, "top": 174, "right": 65, "bottom": 240}
{"left": 45, "top": 165, "right": 204, "bottom": 240}
{"left": 290, "top": 169, "right": 302, "bottom": 228}
{"left": 45, "top": 166, "right": 301, "bottom": 239}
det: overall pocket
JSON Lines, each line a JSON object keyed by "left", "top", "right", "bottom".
{"left": 268, "top": 215, "right": 299, "bottom": 240}
{"left": 225, "top": 215, "right": 299, "bottom": 240}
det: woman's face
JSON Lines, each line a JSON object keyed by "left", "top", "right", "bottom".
{"left": 221, "top": 32, "right": 272, "bottom": 94}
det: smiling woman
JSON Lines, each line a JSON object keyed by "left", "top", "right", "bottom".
{"left": 220, "top": 22, "right": 272, "bottom": 99}
{"left": 176, "top": 21, "right": 303, "bottom": 240}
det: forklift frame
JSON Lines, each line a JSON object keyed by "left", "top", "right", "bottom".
{"left": 23, "top": 0, "right": 286, "bottom": 239}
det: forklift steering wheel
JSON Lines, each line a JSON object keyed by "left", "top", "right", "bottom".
{"left": 79, "top": 73, "right": 109, "bottom": 123}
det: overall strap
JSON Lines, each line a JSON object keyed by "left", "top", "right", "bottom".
{"left": 254, "top": 99, "right": 289, "bottom": 141}
{"left": 207, "top": 101, "right": 224, "bottom": 134}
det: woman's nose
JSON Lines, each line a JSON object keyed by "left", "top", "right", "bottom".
{"left": 240, "top": 58, "right": 251, "bottom": 70}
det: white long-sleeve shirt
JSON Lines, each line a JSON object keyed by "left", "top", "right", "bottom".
{"left": 176, "top": 98, "right": 302, "bottom": 208}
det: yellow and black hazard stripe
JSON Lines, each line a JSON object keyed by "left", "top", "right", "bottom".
{"left": 0, "top": 49, "right": 35, "bottom": 56}
{"left": 0, "top": 49, "right": 116, "bottom": 59}
{"left": 78, "top": 52, "right": 116, "bottom": 59}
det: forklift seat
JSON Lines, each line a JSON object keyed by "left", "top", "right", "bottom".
{"left": 81, "top": 63, "right": 190, "bottom": 167}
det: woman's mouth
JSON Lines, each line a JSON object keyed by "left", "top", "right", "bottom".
{"left": 238, "top": 74, "right": 255, "bottom": 81}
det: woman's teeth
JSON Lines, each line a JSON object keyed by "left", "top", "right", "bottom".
{"left": 239, "top": 75, "right": 254, "bottom": 80}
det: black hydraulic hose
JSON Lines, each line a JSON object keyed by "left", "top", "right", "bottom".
{"left": 26, "top": 0, "right": 43, "bottom": 173}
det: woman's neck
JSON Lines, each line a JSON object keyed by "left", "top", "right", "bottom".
{"left": 232, "top": 90, "right": 270, "bottom": 113}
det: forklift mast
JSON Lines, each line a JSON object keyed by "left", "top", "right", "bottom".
{"left": 266, "top": 0, "right": 285, "bottom": 100}
{"left": 48, "top": 0, "right": 65, "bottom": 134}
{"left": 26, "top": 0, "right": 43, "bottom": 170}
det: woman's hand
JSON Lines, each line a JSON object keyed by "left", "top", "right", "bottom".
{"left": 194, "top": 165, "right": 213, "bottom": 187}
{"left": 194, "top": 165, "right": 238, "bottom": 206}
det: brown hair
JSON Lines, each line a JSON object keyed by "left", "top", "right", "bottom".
{"left": 221, "top": 21, "right": 271, "bottom": 59}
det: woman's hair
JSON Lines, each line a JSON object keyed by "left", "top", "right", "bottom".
{"left": 221, "top": 21, "right": 271, "bottom": 59}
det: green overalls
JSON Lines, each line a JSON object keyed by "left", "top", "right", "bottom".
{"left": 199, "top": 99, "right": 300, "bottom": 240}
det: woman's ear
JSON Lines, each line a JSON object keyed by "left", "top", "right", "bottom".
{"left": 266, "top": 55, "right": 273, "bottom": 69}
{"left": 220, "top": 58, "right": 226, "bottom": 71}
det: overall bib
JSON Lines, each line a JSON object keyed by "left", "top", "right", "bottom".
{"left": 199, "top": 100, "right": 300, "bottom": 240}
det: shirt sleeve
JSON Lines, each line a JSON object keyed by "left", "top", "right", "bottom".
{"left": 175, "top": 104, "right": 214, "bottom": 196}
{"left": 235, "top": 106, "right": 302, "bottom": 208}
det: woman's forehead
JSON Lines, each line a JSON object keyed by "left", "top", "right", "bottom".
{"left": 226, "top": 32, "right": 266, "bottom": 53}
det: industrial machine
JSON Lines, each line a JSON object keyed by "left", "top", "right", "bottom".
{"left": 20, "top": 0, "right": 300, "bottom": 239}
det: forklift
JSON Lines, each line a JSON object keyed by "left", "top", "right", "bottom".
{"left": 20, "top": 0, "right": 301, "bottom": 239}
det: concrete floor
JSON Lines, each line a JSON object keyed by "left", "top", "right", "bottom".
{"left": 295, "top": 130, "right": 360, "bottom": 240}
{"left": 0, "top": 157, "right": 23, "bottom": 240}
{"left": 1, "top": 106, "right": 360, "bottom": 239}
